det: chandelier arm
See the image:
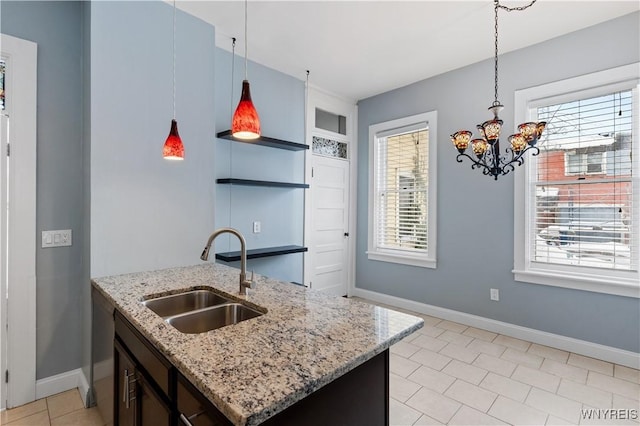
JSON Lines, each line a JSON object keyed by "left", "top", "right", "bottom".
{"left": 502, "top": 144, "right": 541, "bottom": 176}
{"left": 456, "top": 153, "right": 496, "bottom": 178}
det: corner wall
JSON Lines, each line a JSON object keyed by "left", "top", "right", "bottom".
{"left": 356, "top": 12, "right": 640, "bottom": 353}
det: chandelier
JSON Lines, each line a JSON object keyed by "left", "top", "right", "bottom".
{"left": 451, "top": 0, "right": 545, "bottom": 180}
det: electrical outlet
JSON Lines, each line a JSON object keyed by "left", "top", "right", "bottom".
{"left": 490, "top": 288, "right": 500, "bottom": 301}
{"left": 253, "top": 221, "right": 261, "bottom": 234}
{"left": 42, "top": 229, "right": 72, "bottom": 248}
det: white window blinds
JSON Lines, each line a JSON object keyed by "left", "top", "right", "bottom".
{"left": 375, "top": 127, "right": 429, "bottom": 252}
{"left": 533, "top": 90, "right": 636, "bottom": 271}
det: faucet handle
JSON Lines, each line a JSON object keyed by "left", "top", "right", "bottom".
{"left": 248, "top": 270, "right": 256, "bottom": 289}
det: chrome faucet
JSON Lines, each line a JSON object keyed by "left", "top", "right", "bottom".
{"left": 200, "top": 227, "right": 255, "bottom": 295}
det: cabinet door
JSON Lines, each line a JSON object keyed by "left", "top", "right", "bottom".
{"left": 137, "top": 373, "right": 171, "bottom": 426}
{"left": 177, "top": 374, "right": 232, "bottom": 426}
{"left": 115, "top": 342, "right": 137, "bottom": 426}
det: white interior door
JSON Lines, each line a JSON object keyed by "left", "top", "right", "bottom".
{"left": 0, "top": 33, "right": 38, "bottom": 409}
{"left": 309, "top": 155, "right": 350, "bottom": 295}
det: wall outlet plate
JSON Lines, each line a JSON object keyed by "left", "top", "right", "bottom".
{"left": 490, "top": 288, "right": 500, "bottom": 301}
{"left": 42, "top": 229, "right": 72, "bottom": 248}
{"left": 253, "top": 221, "right": 261, "bottom": 234}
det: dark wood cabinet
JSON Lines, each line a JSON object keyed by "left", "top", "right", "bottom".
{"left": 115, "top": 340, "right": 137, "bottom": 426}
{"left": 114, "top": 338, "right": 171, "bottom": 426}
{"left": 114, "top": 312, "right": 228, "bottom": 426}
{"left": 138, "top": 372, "right": 171, "bottom": 426}
{"left": 112, "top": 310, "right": 389, "bottom": 426}
{"left": 176, "top": 374, "right": 232, "bottom": 426}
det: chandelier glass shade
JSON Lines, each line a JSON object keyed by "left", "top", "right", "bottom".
{"left": 451, "top": 0, "right": 544, "bottom": 180}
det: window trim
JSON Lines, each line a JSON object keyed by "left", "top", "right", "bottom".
{"left": 367, "top": 111, "right": 437, "bottom": 268}
{"left": 514, "top": 63, "right": 640, "bottom": 298}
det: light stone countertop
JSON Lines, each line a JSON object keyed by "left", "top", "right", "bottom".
{"left": 92, "top": 262, "right": 423, "bottom": 425}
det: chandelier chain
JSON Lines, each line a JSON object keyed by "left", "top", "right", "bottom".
{"left": 493, "top": 0, "right": 499, "bottom": 106}
{"left": 497, "top": 0, "right": 537, "bottom": 12}
{"left": 451, "top": 0, "right": 543, "bottom": 181}
{"left": 492, "top": 0, "right": 537, "bottom": 106}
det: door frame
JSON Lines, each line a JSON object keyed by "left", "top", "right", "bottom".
{"left": 0, "top": 33, "right": 37, "bottom": 409}
{"left": 304, "top": 86, "right": 358, "bottom": 296}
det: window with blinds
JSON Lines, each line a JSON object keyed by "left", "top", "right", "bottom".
{"left": 368, "top": 111, "right": 437, "bottom": 268}
{"left": 532, "top": 89, "right": 636, "bottom": 272}
{"left": 375, "top": 128, "right": 428, "bottom": 252}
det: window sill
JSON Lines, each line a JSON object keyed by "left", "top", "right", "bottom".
{"left": 513, "top": 268, "right": 640, "bottom": 298}
{"left": 367, "top": 251, "right": 436, "bottom": 269}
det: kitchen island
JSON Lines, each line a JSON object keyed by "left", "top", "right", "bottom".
{"left": 92, "top": 263, "right": 423, "bottom": 425}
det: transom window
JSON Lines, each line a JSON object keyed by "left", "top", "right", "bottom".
{"left": 368, "top": 111, "right": 437, "bottom": 268}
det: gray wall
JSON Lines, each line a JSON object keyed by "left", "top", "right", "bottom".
{"left": 356, "top": 12, "right": 640, "bottom": 353}
{"left": 90, "top": 1, "right": 216, "bottom": 278}
{"left": 214, "top": 47, "right": 305, "bottom": 284}
{"left": 1, "top": 1, "right": 87, "bottom": 379}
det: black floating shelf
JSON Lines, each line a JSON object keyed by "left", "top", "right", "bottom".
{"left": 215, "top": 245, "right": 308, "bottom": 262}
{"left": 217, "top": 130, "right": 309, "bottom": 151}
{"left": 217, "top": 178, "right": 309, "bottom": 189}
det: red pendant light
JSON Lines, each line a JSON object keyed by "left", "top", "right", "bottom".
{"left": 163, "top": 119, "right": 184, "bottom": 160}
{"left": 231, "top": 0, "right": 260, "bottom": 140}
{"left": 163, "top": 0, "right": 184, "bottom": 160}
{"left": 232, "top": 80, "right": 260, "bottom": 139}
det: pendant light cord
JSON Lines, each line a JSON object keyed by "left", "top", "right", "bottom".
{"left": 229, "top": 37, "right": 236, "bottom": 244}
{"left": 244, "top": 0, "right": 248, "bottom": 80}
{"left": 230, "top": 37, "right": 236, "bottom": 123}
{"left": 172, "top": 0, "right": 177, "bottom": 119}
{"left": 304, "top": 70, "right": 309, "bottom": 138}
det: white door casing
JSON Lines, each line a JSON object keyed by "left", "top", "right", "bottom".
{"left": 0, "top": 82, "right": 7, "bottom": 410}
{"left": 304, "top": 87, "right": 357, "bottom": 296}
{"left": 0, "top": 33, "right": 37, "bottom": 409}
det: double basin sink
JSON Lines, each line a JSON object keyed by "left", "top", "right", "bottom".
{"left": 142, "top": 289, "right": 264, "bottom": 334}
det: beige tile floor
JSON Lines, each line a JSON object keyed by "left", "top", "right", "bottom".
{"left": 378, "top": 302, "right": 640, "bottom": 426}
{"left": 3, "top": 302, "right": 639, "bottom": 426}
{"left": 1, "top": 388, "right": 105, "bottom": 426}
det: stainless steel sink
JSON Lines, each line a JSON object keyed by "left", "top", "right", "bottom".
{"left": 142, "top": 290, "right": 232, "bottom": 318}
{"left": 166, "top": 303, "right": 263, "bottom": 334}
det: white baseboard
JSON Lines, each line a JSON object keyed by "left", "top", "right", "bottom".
{"left": 35, "top": 368, "right": 91, "bottom": 407}
{"left": 352, "top": 287, "right": 640, "bottom": 369}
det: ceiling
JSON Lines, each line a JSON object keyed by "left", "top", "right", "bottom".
{"left": 175, "top": 1, "right": 639, "bottom": 101}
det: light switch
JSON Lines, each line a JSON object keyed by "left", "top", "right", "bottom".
{"left": 42, "top": 229, "right": 72, "bottom": 248}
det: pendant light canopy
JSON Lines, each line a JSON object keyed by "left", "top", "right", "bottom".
{"left": 231, "top": 0, "right": 260, "bottom": 140}
{"left": 163, "top": 0, "right": 184, "bottom": 160}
